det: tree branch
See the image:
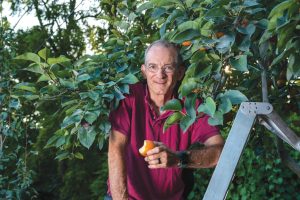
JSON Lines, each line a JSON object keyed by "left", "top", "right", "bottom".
{"left": 33, "top": 0, "right": 58, "bottom": 53}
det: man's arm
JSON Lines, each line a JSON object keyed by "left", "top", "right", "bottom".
{"left": 145, "top": 135, "right": 224, "bottom": 169}
{"left": 187, "top": 134, "right": 224, "bottom": 168}
{"left": 108, "top": 130, "right": 128, "bottom": 199}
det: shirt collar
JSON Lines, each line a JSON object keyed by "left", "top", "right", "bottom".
{"left": 144, "top": 83, "right": 175, "bottom": 120}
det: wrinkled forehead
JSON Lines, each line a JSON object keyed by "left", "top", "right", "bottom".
{"left": 145, "top": 45, "right": 177, "bottom": 64}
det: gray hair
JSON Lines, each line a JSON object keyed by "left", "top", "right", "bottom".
{"left": 144, "top": 40, "right": 183, "bottom": 67}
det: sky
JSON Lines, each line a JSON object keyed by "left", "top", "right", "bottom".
{"left": 2, "top": 0, "right": 99, "bottom": 30}
{"left": 2, "top": 1, "right": 99, "bottom": 54}
{"left": 2, "top": 1, "right": 39, "bottom": 30}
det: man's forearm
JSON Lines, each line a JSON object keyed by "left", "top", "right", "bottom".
{"left": 186, "top": 144, "right": 223, "bottom": 168}
{"left": 108, "top": 135, "right": 128, "bottom": 199}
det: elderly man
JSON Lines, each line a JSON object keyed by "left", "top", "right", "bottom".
{"left": 107, "top": 40, "right": 224, "bottom": 200}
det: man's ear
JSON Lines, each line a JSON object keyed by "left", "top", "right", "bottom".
{"left": 141, "top": 64, "right": 146, "bottom": 79}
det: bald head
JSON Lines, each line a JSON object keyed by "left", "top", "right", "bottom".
{"left": 144, "top": 40, "right": 183, "bottom": 68}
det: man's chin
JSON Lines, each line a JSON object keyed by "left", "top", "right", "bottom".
{"left": 153, "top": 89, "right": 170, "bottom": 96}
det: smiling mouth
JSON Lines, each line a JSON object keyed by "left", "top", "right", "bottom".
{"left": 154, "top": 81, "right": 167, "bottom": 84}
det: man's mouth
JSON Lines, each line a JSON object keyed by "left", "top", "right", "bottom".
{"left": 154, "top": 81, "right": 167, "bottom": 84}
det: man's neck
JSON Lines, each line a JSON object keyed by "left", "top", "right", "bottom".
{"left": 149, "top": 93, "right": 173, "bottom": 114}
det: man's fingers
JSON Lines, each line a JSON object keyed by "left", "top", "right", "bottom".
{"left": 146, "top": 146, "right": 164, "bottom": 155}
{"left": 146, "top": 158, "right": 160, "bottom": 165}
{"left": 145, "top": 153, "right": 159, "bottom": 161}
{"left": 148, "top": 162, "right": 166, "bottom": 169}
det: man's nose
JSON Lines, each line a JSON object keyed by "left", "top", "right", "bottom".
{"left": 156, "top": 68, "right": 167, "bottom": 78}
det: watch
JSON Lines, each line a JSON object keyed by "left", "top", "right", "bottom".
{"left": 176, "top": 151, "right": 189, "bottom": 168}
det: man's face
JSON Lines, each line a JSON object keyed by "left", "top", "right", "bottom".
{"left": 141, "top": 45, "right": 184, "bottom": 98}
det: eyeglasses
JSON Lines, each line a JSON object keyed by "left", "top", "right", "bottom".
{"left": 145, "top": 63, "right": 176, "bottom": 74}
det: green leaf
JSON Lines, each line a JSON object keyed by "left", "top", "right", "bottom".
{"left": 259, "top": 30, "right": 273, "bottom": 44}
{"left": 79, "top": 91, "right": 99, "bottom": 101}
{"left": 219, "top": 97, "right": 232, "bottom": 113}
{"left": 0, "top": 112, "right": 8, "bottom": 120}
{"left": 180, "top": 78, "right": 197, "bottom": 96}
{"left": 256, "top": 19, "right": 268, "bottom": 30}
{"left": 171, "top": 29, "right": 200, "bottom": 44}
{"left": 77, "top": 74, "right": 91, "bottom": 82}
{"left": 161, "top": 99, "right": 182, "bottom": 112}
{"left": 243, "top": 0, "right": 259, "bottom": 7}
{"left": 205, "top": 7, "right": 225, "bottom": 18}
{"left": 55, "top": 136, "right": 66, "bottom": 148}
{"left": 151, "top": 7, "right": 166, "bottom": 19}
{"left": 37, "top": 74, "right": 52, "bottom": 82}
{"left": 184, "top": 94, "right": 197, "bottom": 119}
{"left": 38, "top": 48, "right": 51, "bottom": 61}
{"left": 117, "top": 64, "right": 128, "bottom": 73}
{"left": 269, "top": 0, "right": 293, "bottom": 19}
{"left": 196, "top": 65, "right": 212, "bottom": 79}
{"left": 99, "top": 121, "right": 111, "bottom": 134}
{"left": 59, "top": 78, "right": 77, "bottom": 89}
{"left": 128, "top": 13, "right": 138, "bottom": 22}
{"left": 180, "top": 115, "right": 195, "bottom": 132}
{"left": 48, "top": 56, "right": 70, "bottom": 65}
{"left": 120, "top": 73, "right": 139, "bottom": 84}
{"left": 113, "top": 86, "right": 125, "bottom": 101}
{"left": 114, "top": 21, "right": 130, "bottom": 30}
{"left": 78, "top": 126, "right": 97, "bottom": 149}
{"left": 61, "top": 109, "right": 83, "bottom": 129}
{"left": 13, "top": 82, "right": 37, "bottom": 93}
{"left": 197, "top": 97, "right": 216, "bottom": 117}
{"left": 98, "top": 136, "right": 105, "bottom": 150}
{"left": 236, "top": 24, "right": 256, "bottom": 36}
{"left": 216, "top": 34, "right": 235, "bottom": 54}
{"left": 152, "top": 0, "right": 181, "bottom": 7}
{"left": 208, "top": 111, "right": 223, "bottom": 126}
{"left": 9, "top": 98, "right": 21, "bottom": 109}
{"left": 277, "top": 21, "right": 297, "bottom": 51}
{"left": 23, "top": 94, "right": 39, "bottom": 100}
{"left": 23, "top": 63, "right": 44, "bottom": 74}
{"left": 201, "top": 21, "right": 214, "bottom": 37}
{"left": 136, "top": 2, "right": 153, "bottom": 13}
{"left": 186, "top": 0, "right": 195, "bottom": 7}
{"left": 74, "top": 152, "right": 84, "bottom": 160}
{"left": 270, "top": 40, "right": 294, "bottom": 67}
{"left": 163, "top": 112, "right": 184, "bottom": 132}
{"left": 245, "top": 8, "right": 266, "bottom": 15}
{"left": 268, "top": 0, "right": 293, "bottom": 30}
{"left": 230, "top": 55, "right": 248, "bottom": 72}
{"left": 55, "top": 152, "right": 70, "bottom": 161}
{"left": 84, "top": 111, "right": 99, "bottom": 124}
{"left": 178, "top": 21, "right": 199, "bottom": 32}
{"left": 0, "top": 94, "right": 6, "bottom": 104}
{"left": 221, "top": 90, "right": 248, "bottom": 105}
{"left": 119, "top": 84, "right": 129, "bottom": 94}
{"left": 15, "top": 52, "right": 41, "bottom": 63}
{"left": 238, "top": 36, "right": 251, "bottom": 52}
{"left": 45, "top": 133, "right": 60, "bottom": 148}
{"left": 160, "top": 10, "right": 183, "bottom": 36}
{"left": 287, "top": 53, "right": 300, "bottom": 80}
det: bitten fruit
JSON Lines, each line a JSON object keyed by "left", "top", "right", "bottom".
{"left": 139, "top": 140, "right": 155, "bottom": 157}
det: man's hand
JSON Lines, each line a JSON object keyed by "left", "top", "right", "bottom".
{"left": 144, "top": 135, "right": 224, "bottom": 169}
{"left": 145, "top": 141, "right": 179, "bottom": 168}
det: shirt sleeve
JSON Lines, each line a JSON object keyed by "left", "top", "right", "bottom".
{"left": 109, "top": 95, "right": 132, "bottom": 136}
{"left": 191, "top": 114, "right": 220, "bottom": 144}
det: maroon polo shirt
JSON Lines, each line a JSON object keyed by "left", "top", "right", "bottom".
{"left": 108, "top": 82, "right": 219, "bottom": 200}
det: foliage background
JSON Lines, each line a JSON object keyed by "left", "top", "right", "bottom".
{"left": 0, "top": 0, "right": 299, "bottom": 199}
